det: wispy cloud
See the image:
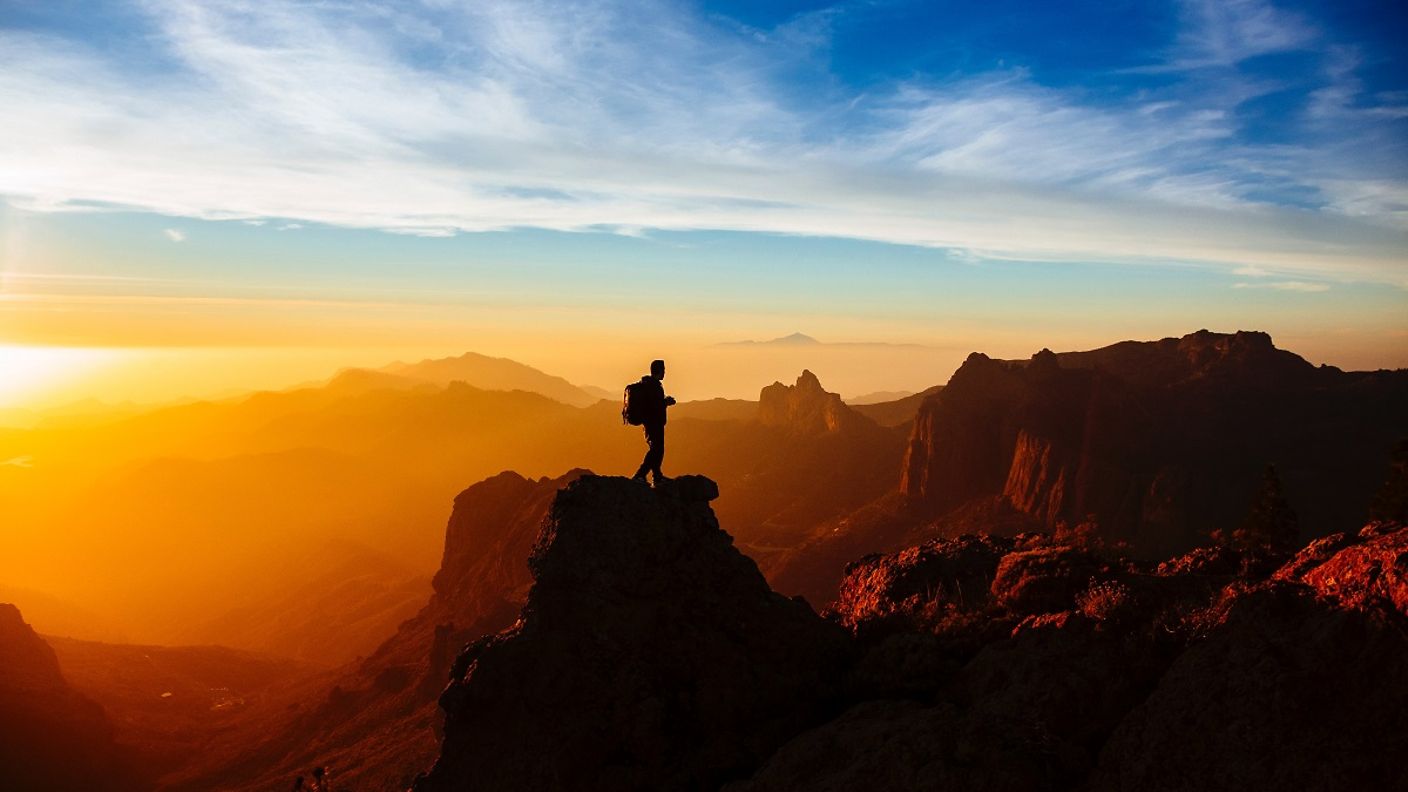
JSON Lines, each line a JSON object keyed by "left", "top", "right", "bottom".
{"left": 1232, "top": 280, "right": 1331, "bottom": 292}
{"left": 1161, "top": 0, "right": 1317, "bottom": 70}
{"left": 0, "top": 0, "right": 1403, "bottom": 284}
{"left": 162, "top": 228, "right": 186, "bottom": 242}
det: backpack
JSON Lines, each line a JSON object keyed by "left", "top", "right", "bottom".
{"left": 622, "top": 378, "right": 651, "bottom": 425}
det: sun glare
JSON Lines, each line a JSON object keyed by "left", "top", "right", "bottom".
{"left": 0, "top": 345, "right": 116, "bottom": 408}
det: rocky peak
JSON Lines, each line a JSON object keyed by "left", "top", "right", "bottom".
{"left": 416, "top": 474, "right": 851, "bottom": 792}
{"left": 758, "top": 370, "right": 864, "bottom": 434}
{"left": 1172, "top": 329, "right": 1309, "bottom": 383}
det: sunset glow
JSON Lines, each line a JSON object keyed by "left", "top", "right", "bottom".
{"left": 0, "top": 3, "right": 1406, "bottom": 790}
{"left": 0, "top": 346, "right": 119, "bottom": 409}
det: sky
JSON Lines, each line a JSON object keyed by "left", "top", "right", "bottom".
{"left": 1, "top": 0, "right": 1406, "bottom": 408}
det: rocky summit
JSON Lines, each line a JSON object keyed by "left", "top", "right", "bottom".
{"left": 757, "top": 370, "right": 864, "bottom": 435}
{"left": 415, "top": 474, "right": 851, "bottom": 792}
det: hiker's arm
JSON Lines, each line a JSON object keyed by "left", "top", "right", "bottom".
{"left": 664, "top": 395, "right": 676, "bottom": 407}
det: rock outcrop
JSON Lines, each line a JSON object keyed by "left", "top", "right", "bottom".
{"left": 416, "top": 475, "right": 851, "bottom": 792}
{"left": 711, "top": 371, "right": 909, "bottom": 555}
{"left": 174, "top": 470, "right": 586, "bottom": 792}
{"left": 830, "top": 534, "right": 1015, "bottom": 635}
{"left": 989, "top": 545, "right": 1114, "bottom": 615}
{"left": 1276, "top": 520, "right": 1408, "bottom": 620}
{"left": 757, "top": 370, "right": 865, "bottom": 434}
{"left": 0, "top": 604, "right": 146, "bottom": 792}
{"left": 900, "top": 330, "right": 1408, "bottom": 557}
{"left": 1091, "top": 580, "right": 1408, "bottom": 791}
{"left": 736, "top": 521, "right": 1408, "bottom": 791}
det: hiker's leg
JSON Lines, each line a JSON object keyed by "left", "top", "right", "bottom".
{"left": 634, "top": 425, "right": 655, "bottom": 479}
{"left": 645, "top": 424, "right": 665, "bottom": 478}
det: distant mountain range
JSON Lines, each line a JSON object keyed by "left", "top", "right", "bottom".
{"left": 328, "top": 351, "right": 609, "bottom": 407}
{"left": 716, "top": 332, "right": 930, "bottom": 349}
{"left": 0, "top": 354, "right": 929, "bottom": 663}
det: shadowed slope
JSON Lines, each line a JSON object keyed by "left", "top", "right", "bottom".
{"left": 901, "top": 330, "right": 1408, "bottom": 555}
{"left": 416, "top": 475, "right": 851, "bottom": 792}
{"left": 0, "top": 604, "right": 147, "bottom": 792}
{"left": 168, "top": 470, "right": 585, "bottom": 792}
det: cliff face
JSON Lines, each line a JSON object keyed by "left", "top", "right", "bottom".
{"left": 757, "top": 370, "right": 862, "bottom": 434}
{"left": 176, "top": 470, "right": 586, "bottom": 792}
{"left": 900, "top": 330, "right": 1408, "bottom": 557}
{"left": 417, "top": 475, "right": 851, "bottom": 792}
{"left": 0, "top": 604, "right": 146, "bottom": 792}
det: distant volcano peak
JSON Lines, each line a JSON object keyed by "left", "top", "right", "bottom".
{"left": 774, "top": 332, "right": 821, "bottom": 345}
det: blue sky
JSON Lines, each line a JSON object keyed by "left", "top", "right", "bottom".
{"left": 0, "top": 0, "right": 1406, "bottom": 402}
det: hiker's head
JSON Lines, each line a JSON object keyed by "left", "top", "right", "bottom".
{"left": 650, "top": 359, "right": 666, "bottom": 379}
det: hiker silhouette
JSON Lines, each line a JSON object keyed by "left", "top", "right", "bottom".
{"left": 623, "top": 359, "right": 676, "bottom": 484}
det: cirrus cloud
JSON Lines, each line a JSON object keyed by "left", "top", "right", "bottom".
{"left": 0, "top": 0, "right": 1403, "bottom": 285}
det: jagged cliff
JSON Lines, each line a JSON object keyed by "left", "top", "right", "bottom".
{"left": 757, "top": 370, "right": 865, "bottom": 434}
{"left": 172, "top": 470, "right": 587, "bottom": 792}
{"left": 0, "top": 604, "right": 146, "bottom": 792}
{"left": 900, "top": 330, "right": 1408, "bottom": 556}
{"left": 714, "top": 371, "right": 909, "bottom": 555}
{"left": 416, "top": 475, "right": 851, "bottom": 792}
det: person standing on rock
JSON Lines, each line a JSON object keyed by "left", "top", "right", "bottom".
{"left": 625, "top": 359, "right": 676, "bottom": 485}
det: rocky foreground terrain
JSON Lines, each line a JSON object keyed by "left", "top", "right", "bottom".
{"left": 412, "top": 473, "right": 1407, "bottom": 791}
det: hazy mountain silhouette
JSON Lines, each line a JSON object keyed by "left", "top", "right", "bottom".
{"left": 0, "top": 381, "right": 612, "bottom": 652}
{"left": 671, "top": 397, "right": 759, "bottom": 422}
{"left": 169, "top": 470, "right": 585, "bottom": 791}
{"left": 380, "top": 351, "right": 606, "bottom": 407}
{"left": 172, "top": 541, "right": 430, "bottom": 665}
{"left": 717, "top": 332, "right": 932, "bottom": 351}
{"left": 43, "top": 635, "right": 312, "bottom": 783}
{"left": 849, "top": 385, "right": 943, "bottom": 427}
{"left": 0, "top": 604, "right": 147, "bottom": 792}
{"left": 718, "top": 331, "right": 824, "bottom": 346}
{"left": 845, "top": 389, "right": 916, "bottom": 405}
{"left": 0, "top": 365, "right": 914, "bottom": 653}
{"left": 0, "top": 584, "right": 123, "bottom": 642}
